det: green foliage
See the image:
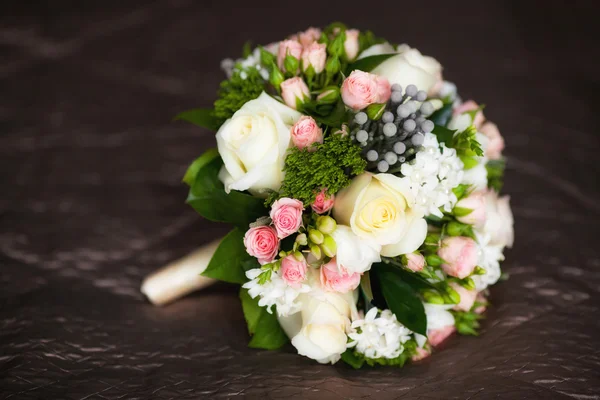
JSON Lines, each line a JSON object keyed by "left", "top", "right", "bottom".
{"left": 213, "top": 67, "right": 266, "bottom": 126}
{"left": 203, "top": 228, "right": 260, "bottom": 284}
{"left": 240, "top": 288, "right": 289, "bottom": 350}
{"left": 429, "top": 100, "right": 454, "bottom": 127}
{"left": 358, "top": 30, "right": 386, "bottom": 54}
{"left": 301, "top": 99, "right": 349, "bottom": 128}
{"left": 174, "top": 108, "right": 220, "bottom": 131}
{"left": 486, "top": 158, "right": 506, "bottom": 192}
{"left": 345, "top": 54, "right": 395, "bottom": 75}
{"left": 432, "top": 124, "right": 483, "bottom": 168}
{"left": 182, "top": 149, "right": 219, "bottom": 186}
{"left": 341, "top": 339, "right": 418, "bottom": 369}
{"left": 267, "top": 134, "right": 366, "bottom": 206}
{"left": 451, "top": 308, "right": 485, "bottom": 336}
{"left": 371, "top": 263, "right": 427, "bottom": 335}
{"left": 186, "top": 155, "right": 267, "bottom": 228}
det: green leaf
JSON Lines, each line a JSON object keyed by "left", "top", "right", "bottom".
{"left": 486, "top": 158, "right": 506, "bottom": 192}
{"left": 452, "top": 206, "right": 474, "bottom": 217}
{"left": 345, "top": 54, "right": 396, "bottom": 74}
{"left": 187, "top": 156, "right": 267, "bottom": 228}
{"left": 360, "top": 272, "right": 374, "bottom": 304}
{"left": 341, "top": 349, "right": 365, "bottom": 369}
{"left": 429, "top": 101, "right": 454, "bottom": 127}
{"left": 432, "top": 124, "right": 456, "bottom": 147}
{"left": 240, "top": 288, "right": 289, "bottom": 350}
{"left": 182, "top": 149, "right": 220, "bottom": 186}
{"left": 203, "top": 228, "right": 259, "bottom": 284}
{"left": 174, "top": 108, "right": 220, "bottom": 131}
{"left": 372, "top": 264, "right": 427, "bottom": 335}
{"left": 242, "top": 41, "right": 253, "bottom": 58}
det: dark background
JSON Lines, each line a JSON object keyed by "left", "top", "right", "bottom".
{"left": 1, "top": 0, "right": 599, "bottom": 398}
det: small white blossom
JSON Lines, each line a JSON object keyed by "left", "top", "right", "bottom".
{"left": 472, "top": 231, "right": 504, "bottom": 291}
{"left": 242, "top": 268, "right": 310, "bottom": 316}
{"left": 401, "top": 133, "right": 464, "bottom": 217}
{"left": 347, "top": 308, "right": 412, "bottom": 360}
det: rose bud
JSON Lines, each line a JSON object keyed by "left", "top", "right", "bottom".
{"left": 280, "top": 77, "right": 310, "bottom": 110}
{"left": 243, "top": 225, "right": 279, "bottom": 264}
{"left": 316, "top": 216, "right": 337, "bottom": 234}
{"left": 438, "top": 236, "right": 479, "bottom": 279}
{"left": 341, "top": 70, "right": 391, "bottom": 111}
{"left": 480, "top": 121, "right": 505, "bottom": 160}
{"left": 298, "top": 27, "right": 321, "bottom": 47}
{"left": 290, "top": 116, "right": 323, "bottom": 150}
{"left": 320, "top": 258, "right": 361, "bottom": 293}
{"left": 449, "top": 282, "right": 478, "bottom": 312}
{"left": 280, "top": 254, "right": 308, "bottom": 288}
{"left": 428, "top": 325, "right": 456, "bottom": 347}
{"left": 277, "top": 39, "right": 303, "bottom": 72}
{"left": 269, "top": 197, "right": 304, "bottom": 239}
{"left": 454, "top": 191, "right": 487, "bottom": 229}
{"left": 453, "top": 100, "right": 485, "bottom": 129}
{"left": 320, "top": 235, "right": 337, "bottom": 258}
{"left": 301, "top": 42, "right": 327, "bottom": 74}
{"left": 316, "top": 87, "right": 340, "bottom": 105}
{"left": 311, "top": 189, "right": 335, "bottom": 214}
{"left": 405, "top": 252, "right": 425, "bottom": 272}
{"left": 344, "top": 29, "right": 360, "bottom": 60}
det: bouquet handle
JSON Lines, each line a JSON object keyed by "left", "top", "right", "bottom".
{"left": 141, "top": 239, "right": 222, "bottom": 306}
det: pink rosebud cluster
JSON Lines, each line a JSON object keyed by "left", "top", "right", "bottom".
{"left": 270, "top": 198, "right": 304, "bottom": 239}
{"left": 455, "top": 191, "right": 487, "bottom": 229}
{"left": 453, "top": 100, "right": 505, "bottom": 160}
{"left": 341, "top": 70, "right": 391, "bottom": 111}
{"left": 243, "top": 225, "right": 279, "bottom": 265}
{"left": 280, "top": 255, "right": 308, "bottom": 288}
{"left": 311, "top": 189, "right": 335, "bottom": 214}
{"left": 281, "top": 77, "right": 310, "bottom": 110}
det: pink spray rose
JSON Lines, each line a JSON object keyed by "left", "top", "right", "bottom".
{"left": 301, "top": 42, "right": 326, "bottom": 74}
{"left": 243, "top": 225, "right": 279, "bottom": 264}
{"left": 320, "top": 258, "right": 361, "bottom": 293}
{"left": 280, "top": 77, "right": 310, "bottom": 110}
{"left": 405, "top": 253, "right": 425, "bottom": 272}
{"left": 311, "top": 189, "right": 335, "bottom": 214}
{"left": 455, "top": 191, "right": 487, "bottom": 229}
{"left": 298, "top": 27, "right": 321, "bottom": 48}
{"left": 280, "top": 255, "right": 308, "bottom": 288}
{"left": 438, "top": 236, "right": 478, "bottom": 279}
{"left": 291, "top": 116, "right": 323, "bottom": 150}
{"left": 270, "top": 197, "right": 304, "bottom": 239}
{"left": 449, "top": 282, "right": 478, "bottom": 312}
{"left": 411, "top": 347, "right": 431, "bottom": 361}
{"left": 480, "top": 121, "right": 505, "bottom": 160}
{"left": 277, "top": 39, "right": 303, "bottom": 71}
{"left": 344, "top": 29, "right": 360, "bottom": 60}
{"left": 474, "top": 292, "right": 488, "bottom": 314}
{"left": 453, "top": 100, "right": 485, "bottom": 129}
{"left": 428, "top": 325, "right": 456, "bottom": 347}
{"left": 341, "top": 70, "right": 391, "bottom": 111}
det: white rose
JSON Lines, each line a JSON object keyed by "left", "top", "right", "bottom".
{"left": 216, "top": 92, "right": 302, "bottom": 196}
{"left": 357, "top": 42, "right": 396, "bottom": 59}
{"left": 277, "top": 288, "right": 358, "bottom": 364}
{"left": 370, "top": 44, "right": 443, "bottom": 95}
{"left": 333, "top": 173, "right": 427, "bottom": 257}
{"left": 331, "top": 225, "right": 381, "bottom": 274}
{"left": 481, "top": 190, "right": 514, "bottom": 248}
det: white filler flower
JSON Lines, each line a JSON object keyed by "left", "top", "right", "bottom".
{"left": 243, "top": 268, "right": 311, "bottom": 316}
{"left": 347, "top": 308, "right": 412, "bottom": 360}
{"left": 400, "top": 132, "right": 464, "bottom": 217}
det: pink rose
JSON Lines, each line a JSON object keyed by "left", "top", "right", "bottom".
{"left": 405, "top": 253, "right": 425, "bottom": 272}
{"left": 298, "top": 27, "right": 321, "bottom": 48}
{"left": 455, "top": 191, "right": 487, "bottom": 229}
{"left": 291, "top": 116, "right": 323, "bottom": 151}
{"left": 438, "top": 236, "right": 478, "bottom": 279}
{"left": 270, "top": 197, "right": 304, "bottom": 239}
{"left": 428, "top": 325, "right": 456, "bottom": 347}
{"left": 449, "top": 282, "right": 478, "bottom": 312}
{"left": 311, "top": 189, "right": 335, "bottom": 214}
{"left": 301, "top": 42, "right": 327, "bottom": 74}
{"left": 411, "top": 347, "right": 431, "bottom": 361}
{"left": 280, "top": 77, "right": 310, "bottom": 110}
{"left": 480, "top": 121, "right": 505, "bottom": 160}
{"left": 341, "top": 70, "right": 391, "bottom": 111}
{"left": 277, "top": 39, "right": 303, "bottom": 71}
{"left": 344, "top": 29, "right": 360, "bottom": 61}
{"left": 243, "top": 225, "right": 279, "bottom": 264}
{"left": 280, "top": 255, "right": 308, "bottom": 288}
{"left": 453, "top": 100, "right": 485, "bottom": 129}
{"left": 474, "top": 292, "right": 487, "bottom": 314}
{"left": 320, "top": 258, "right": 361, "bottom": 293}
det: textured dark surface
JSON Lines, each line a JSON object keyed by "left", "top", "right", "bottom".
{"left": 1, "top": 0, "right": 600, "bottom": 399}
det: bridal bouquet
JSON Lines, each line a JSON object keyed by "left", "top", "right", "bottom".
{"left": 149, "top": 23, "right": 514, "bottom": 368}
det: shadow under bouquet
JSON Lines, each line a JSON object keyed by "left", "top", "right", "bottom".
{"left": 142, "top": 23, "right": 514, "bottom": 368}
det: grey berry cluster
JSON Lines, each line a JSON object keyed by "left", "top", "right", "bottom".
{"left": 350, "top": 84, "right": 436, "bottom": 173}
